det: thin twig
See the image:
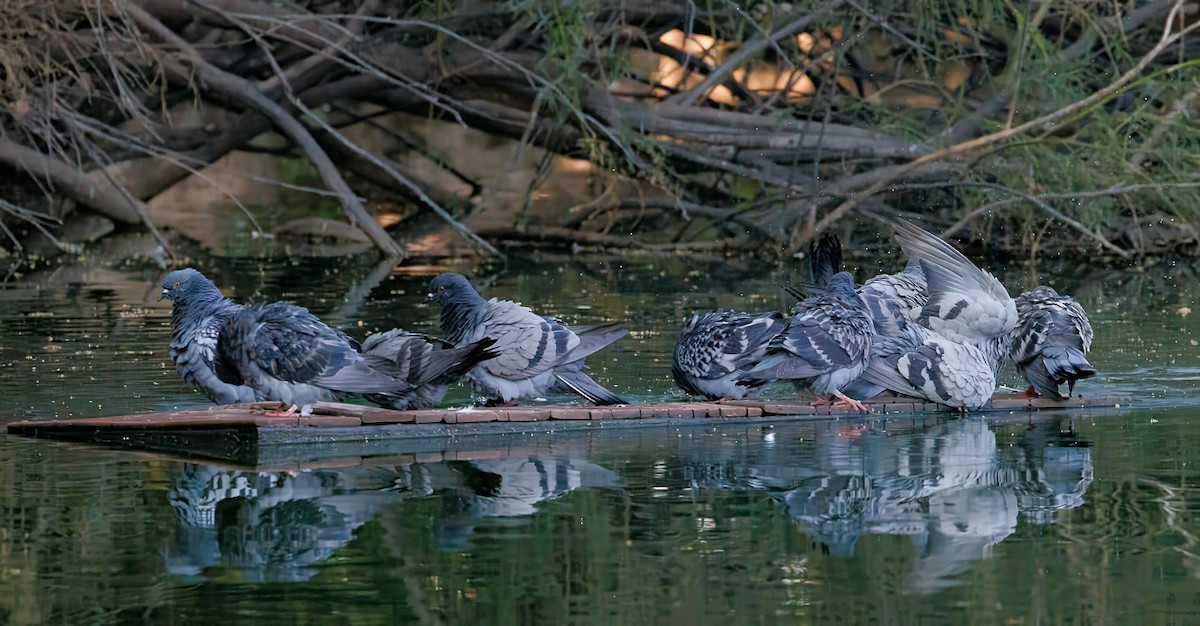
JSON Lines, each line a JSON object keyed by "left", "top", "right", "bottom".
{"left": 803, "top": 0, "right": 1200, "bottom": 245}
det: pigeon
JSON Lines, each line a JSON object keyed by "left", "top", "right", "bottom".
{"left": 891, "top": 220, "right": 1017, "bottom": 377}
{"left": 798, "top": 231, "right": 997, "bottom": 410}
{"left": 809, "top": 232, "right": 843, "bottom": 289}
{"left": 162, "top": 268, "right": 477, "bottom": 409}
{"left": 671, "top": 310, "right": 787, "bottom": 400}
{"left": 746, "top": 271, "right": 874, "bottom": 412}
{"left": 426, "top": 273, "right": 628, "bottom": 406}
{"left": 1008, "top": 286, "right": 1096, "bottom": 399}
{"left": 216, "top": 301, "right": 417, "bottom": 407}
{"left": 161, "top": 269, "right": 257, "bottom": 404}
{"left": 359, "top": 330, "right": 500, "bottom": 410}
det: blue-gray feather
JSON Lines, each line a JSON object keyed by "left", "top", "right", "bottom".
{"left": 672, "top": 310, "right": 787, "bottom": 399}
{"left": 1009, "top": 286, "right": 1096, "bottom": 399}
{"left": 427, "top": 273, "right": 627, "bottom": 405}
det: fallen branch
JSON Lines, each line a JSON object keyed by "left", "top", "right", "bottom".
{"left": 0, "top": 136, "right": 141, "bottom": 224}
{"left": 800, "top": 0, "right": 1200, "bottom": 249}
{"left": 125, "top": 2, "right": 405, "bottom": 257}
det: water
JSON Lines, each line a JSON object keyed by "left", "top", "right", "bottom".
{"left": 0, "top": 248, "right": 1198, "bottom": 624}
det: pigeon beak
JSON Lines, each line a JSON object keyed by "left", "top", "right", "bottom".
{"left": 424, "top": 292, "right": 435, "bottom": 303}
{"left": 158, "top": 288, "right": 169, "bottom": 301}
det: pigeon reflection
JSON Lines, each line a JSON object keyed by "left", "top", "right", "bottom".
{"left": 757, "top": 418, "right": 1092, "bottom": 593}
{"left": 165, "top": 454, "right": 618, "bottom": 581}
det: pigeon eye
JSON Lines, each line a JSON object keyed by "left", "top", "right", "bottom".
{"left": 438, "top": 285, "right": 445, "bottom": 292}
{"left": 173, "top": 281, "right": 182, "bottom": 288}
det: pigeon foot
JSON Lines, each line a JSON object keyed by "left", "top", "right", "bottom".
{"left": 1015, "top": 386, "right": 1039, "bottom": 399}
{"left": 832, "top": 391, "right": 869, "bottom": 413}
{"left": 265, "top": 404, "right": 300, "bottom": 417}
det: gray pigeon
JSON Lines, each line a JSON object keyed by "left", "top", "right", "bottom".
{"left": 1009, "top": 286, "right": 1096, "bottom": 399}
{"left": 216, "top": 301, "right": 417, "bottom": 407}
{"left": 800, "top": 232, "right": 995, "bottom": 410}
{"left": 427, "top": 273, "right": 628, "bottom": 406}
{"left": 892, "top": 220, "right": 1017, "bottom": 376}
{"left": 360, "top": 330, "right": 500, "bottom": 410}
{"left": 161, "top": 269, "right": 257, "bottom": 404}
{"left": 747, "top": 271, "right": 874, "bottom": 412}
{"left": 671, "top": 310, "right": 787, "bottom": 400}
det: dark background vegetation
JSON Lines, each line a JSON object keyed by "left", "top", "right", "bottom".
{"left": 1, "top": 0, "right": 1199, "bottom": 262}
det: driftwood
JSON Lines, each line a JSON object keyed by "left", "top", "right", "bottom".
{"left": 0, "top": 0, "right": 1196, "bottom": 258}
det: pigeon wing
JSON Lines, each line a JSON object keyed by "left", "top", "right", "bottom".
{"left": 479, "top": 300, "right": 580, "bottom": 380}
{"left": 892, "top": 221, "right": 1017, "bottom": 342}
{"left": 232, "top": 302, "right": 406, "bottom": 393}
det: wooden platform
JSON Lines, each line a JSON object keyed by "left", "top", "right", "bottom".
{"left": 6, "top": 393, "right": 1129, "bottom": 465}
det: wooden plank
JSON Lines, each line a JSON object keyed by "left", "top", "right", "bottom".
{"left": 6, "top": 394, "right": 1132, "bottom": 443}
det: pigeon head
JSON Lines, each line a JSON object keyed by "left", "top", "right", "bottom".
{"left": 427, "top": 273, "right": 487, "bottom": 343}
{"left": 427, "top": 273, "right": 482, "bottom": 307}
{"left": 161, "top": 268, "right": 221, "bottom": 303}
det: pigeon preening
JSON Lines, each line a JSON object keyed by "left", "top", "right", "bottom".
{"left": 671, "top": 310, "right": 788, "bottom": 400}
{"left": 162, "top": 269, "right": 257, "bottom": 405}
{"left": 427, "top": 273, "right": 628, "bottom": 406}
{"left": 859, "top": 259, "right": 927, "bottom": 330}
{"left": 1009, "top": 286, "right": 1096, "bottom": 399}
{"left": 747, "top": 271, "right": 874, "bottom": 412}
{"left": 801, "top": 229, "right": 998, "bottom": 410}
{"left": 163, "top": 268, "right": 495, "bottom": 409}
{"left": 360, "top": 330, "right": 500, "bottom": 410}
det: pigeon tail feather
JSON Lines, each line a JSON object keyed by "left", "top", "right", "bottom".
{"left": 555, "top": 371, "right": 627, "bottom": 405}
{"left": 809, "top": 232, "right": 843, "bottom": 287}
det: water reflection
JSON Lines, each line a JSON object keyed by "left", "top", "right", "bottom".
{"left": 161, "top": 416, "right": 1090, "bottom": 596}
{"left": 166, "top": 454, "right": 619, "bottom": 580}
{"left": 761, "top": 419, "right": 1090, "bottom": 592}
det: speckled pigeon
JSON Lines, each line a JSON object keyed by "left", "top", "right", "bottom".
{"left": 360, "top": 330, "right": 500, "bottom": 410}
{"left": 161, "top": 268, "right": 257, "bottom": 404}
{"left": 892, "top": 220, "right": 1017, "bottom": 376}
{"left": 798, "top": 231, "right": 997, "bottom": 409}
{"left": 426, "top": 273, "right": 628, "bottom": 406}
{"left": 1008, "top": 286, "right": 1096, "bottom": 399}
{"left": 746, "top": 271, "right": 874, "bottom": 412}
{"left": 671, "top": 310, "right": 787, "bottom": 400}
{"left": 216, "top": 301, "right": 418, "bottom": 407}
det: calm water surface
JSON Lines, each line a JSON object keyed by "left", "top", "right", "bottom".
{"left": 0, "top": 247, "right": 1198, "bottom": 624}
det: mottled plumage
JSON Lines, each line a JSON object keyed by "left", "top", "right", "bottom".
{"left": 360, "top": 331, "right": 499, "bottom": 410}
{"left": 1009, "top": 286, "right": 1096, "bottom": 399}
{"left": 892, "top": 220, "right": 1017, "bottom": 377}
{"left": 427, "top": 273, "right": 627, "bottom": 405}
{"left": 845, "top": 321, "right": 997, "bottom": 409}
{"left": 218, "top": 301, "right": 415, "bottom": 406}
{"left": 162, "top": 269, "right": 257, "bottom": 404}
{"left": 671, "top": 310, "right": 787, "bottom": 400}
{"left": 801, "top": 230, "right": 999, "bottom": 409}
{"left": 859, "top": 260, "right": 927, "bottom": 335}
{"left": 747, "top": 272, "right": 874, "bottom": 411}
